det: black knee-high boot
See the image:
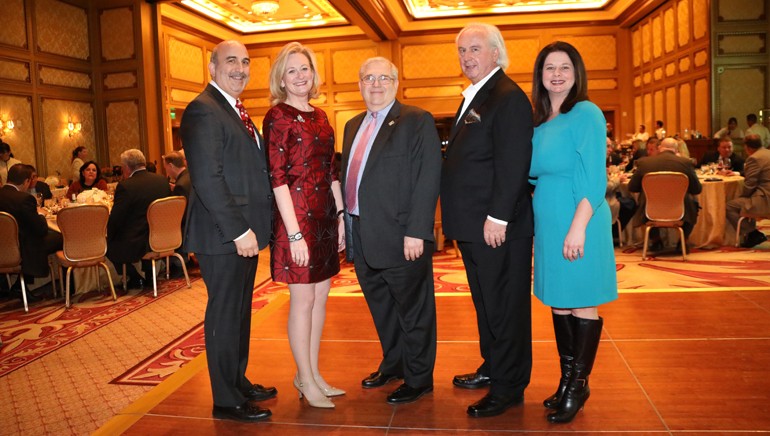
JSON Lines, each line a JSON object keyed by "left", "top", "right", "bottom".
{"left": 547, "top": 316, "right": 603, "bottom": 423}
{"left": 543, "top": 313, "right": 575, "bottom": 409}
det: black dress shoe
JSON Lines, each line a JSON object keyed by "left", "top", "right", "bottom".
{"left": 125, "top": 277, "right": 144, "bottom": 290}
{"left": 244, "top": 383, "right": 277, "bottom": 401}
{"left": 212, "top": 401, "right": 271, "bottom": 422}
{"left": 453, "top": 372, "right": 491, "bottom": 389}
{"left": 742, "top": 230, "right": 768, "bottom": 248}
{"left": 386, "top": 383, "right": 433, "bottom": 404}
{"left": 467, "top": 393, "right": 524, "bottom": 418}
{"left": 361, "top": 371, "right": 401, "bottom": 388}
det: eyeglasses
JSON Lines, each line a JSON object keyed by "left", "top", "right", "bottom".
{"left": 361, "top": 74, "right": 394, "bottom": 85}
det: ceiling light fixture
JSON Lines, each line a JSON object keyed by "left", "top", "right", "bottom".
{"left": 251, "top": 0, "right": 279, "bottom": 16}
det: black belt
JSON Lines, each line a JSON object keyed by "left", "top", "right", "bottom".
{"left": 350, "top": 214, "right": 359, "bottom": 221}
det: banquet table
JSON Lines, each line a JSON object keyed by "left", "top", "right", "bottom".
{"left": 618, "top": 174, "right": 744, "bottom": 249}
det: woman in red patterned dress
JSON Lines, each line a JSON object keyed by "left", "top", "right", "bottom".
{"left": 263, "top": 42, "right": 345, "bottom": 409}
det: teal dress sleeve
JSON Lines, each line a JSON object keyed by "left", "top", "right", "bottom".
{"left": 571, "top": 102, "right": 607, "bottom": 214}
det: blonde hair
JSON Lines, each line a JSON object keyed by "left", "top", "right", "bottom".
{"left": 268, "top": 42, "right": 320, "bottom": 106}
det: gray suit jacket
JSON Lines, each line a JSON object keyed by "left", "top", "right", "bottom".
{"left": 180, "top": 84, "right": 272, "bottom": 255}
{"left": 740, "top": 147, "right": 770, "bottom": 214}
{"left": 341, "top": 100, "right": 442, "bottom": 268}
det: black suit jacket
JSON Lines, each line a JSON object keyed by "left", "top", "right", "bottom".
{"left": 628, "top": 151, "right": 702, "bottom": 227}
{"left": 172, "top": 168, "right": 191, "bottom": 199}
{"left": 107, "top": 170, "right": 171, "bottom": 264}
{"left": 440, "top": 69, "right": 534, "bottom": 243}
{"left": 699, "top": 151, "right": 745, "bottom": 174}
{"left": 0, "top": 185, "right": 50, "bottom": 276}
{"left": 342, "top": 100, "right": 442, "bottom": 268}
{"left": 180, "top": 84, "right": 272, "bottom": 255}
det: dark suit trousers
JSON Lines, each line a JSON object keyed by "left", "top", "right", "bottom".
{"left": 458, "top": 237, "right": 532, "bottom": 398}
{"left": 352, "top": 220, "right": 437, "bottom": 388}
{"left": 197, "top": 252, "right": 259, "bottom": 407}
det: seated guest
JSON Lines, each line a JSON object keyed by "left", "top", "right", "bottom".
{"left": 162, "top": 151, "right": 190, "bottom": 198}
{"left": 30, "top": 170, "right": 53, "bottom": 201}
{"left": 606, "top": 138, "right": 622, "bottom": 167}
{"left": 713, "top": 117, "right": 744, "bottom": 141}
{"left": 727, "top": 135, "right": 770, "bottom": 248}
{"left": 0, "top": 164, "right": 62, "bottom": 291}
{"left": 628, "top": 138, "right": 702, "bottom": 251}
{"left": 0, "top": 141, "right": 22, "bottom": 186}
{"left": 624, "top": 139, "right": 647, "bottom": 172}
{"left": 699, "top": 136, "right": 745, "bottom": 174}
{"left": 645, "top": 136, "right": 660, "bottom": 158}
{"left": 107, "top": 149, "right": 171, "bottom": 289}
{"left": 66, "top": 160, "right": 109, "bottom": 198}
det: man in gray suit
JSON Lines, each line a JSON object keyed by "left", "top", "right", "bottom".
{"left": 727, "top": 134, "right": 770, "bottom": 247}
{"left": 342, "top": 57, "right": 442, "bottom": 405}
{"left": 628, "top": 137, "right": 702, "bottom": 250}
{"left": 180, "top": 40, "right": 274, "bottom": 423}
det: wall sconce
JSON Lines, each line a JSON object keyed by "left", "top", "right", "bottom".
{"left": 67, "top": 117, "right": 82, "bottom": 137}
{"left": 0, "top": 118, "right": 14, "bottom": 137}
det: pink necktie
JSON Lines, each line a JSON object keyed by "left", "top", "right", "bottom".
{"left": 346, "top": 112, "right": 377, "bottom": 213}
{"left": 235, "top": 99, "right": 259, "bottom": 147}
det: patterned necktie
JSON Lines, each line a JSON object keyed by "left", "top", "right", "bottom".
{"left": 345, "top": 112, "right": 377, "bottom": 213}
{"left": 235, "top": 99, "right": 259, "bottom": 148}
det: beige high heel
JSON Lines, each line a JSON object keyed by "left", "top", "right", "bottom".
{"left": 293, "top": 377, "right": 335, "bottom": 409}
{"left": 315, "top": 376, "right": 346, "bottom": 397}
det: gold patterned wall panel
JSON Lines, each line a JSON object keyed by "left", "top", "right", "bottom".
{"left": 654, "top": 90, "right": 664, "bottom": 123}
{"left": 334, "top": 109, "right": 364, "bottom": 152}
{"left": 246, "top": 56, "right": 270, "bottom": 90}
{"left": 168, "top": 38, "right": 204, "bottom": 84}
{"left": 652, "top": 16, "right": 663, "bottom": 59}
{"left": 717, "top": 0, "right": 765, "bottom": 21}
{"left": 315, "top": 52, "right": 326, "bottom": 86}
{"left": 642, "top": 23, "right": 651, "bottom": 63}
{"left": 717, "top": 67, "right": 765, "bottom": 132}
{"left": 0, "top": 95, "right": 34, "bottom": 167}
{"left": 664, "top": 7, "right": 675, "bottom": 53}
{"left": 587, "top": 79, "right": 617, "bottom": 90}
{"left": 504, "top": 39, "right": 540, "bottom": 75}
{"left": 100, "top": 7, "right": 135, "bottom": 61}
{"left": 35, "top": 0, "right": 89, "bottom": 60}
{"left": 170, "top": 88, "right": 202, "bottom": 104}
{"left": 677, "top": 0, "right": 690, "bottom": 47}
{"left": 692, "top": 0, "right": 708, "bottom": 40}
{"left": 0, "top": 0, "right": 27, "bottom": 48}
{"left": 335, "top": 91, "right": 363, "bottom": 103}
{"left": 666, "top": 87, "right": 677, "bottom": 131}
{"left": 404, "top": 86, "right": 464, "bottom": 99}
{"left": 634, "top": 95, "right": 642, "bottom": 129}
{"left": 39, "top": 66, "right": 91, "bottom": 89}
{"left": 644, "top": 93, "right": 652, "bottom": 126}
{"left": 332, "top": 48, "right": 377, "bottom": 84}
{"left": 654, "top": 67, "right": 663, "bottom": 81}
{"left": 632, "top": 29, "right": 641, "bottom": 67}
{"left": 41, "top": 99, "right": 95, "bottom": 179}
{"left": 643, "top": 72, "right": 651, "bottom": 84}
{"left": 310, "top": 93, "right": 327, "bottom": 105}
{"left": 694, "top": 50, "right": 709, "bottom": 66}
{"left": 104, "top": 72, "right": 137, "bottom": 90}
{"left": 634, "top": 75, "right": 641, "bottom": 87}
{"left": 558, "top": 35, "right": 616, "bottom": 70}
{"left": 106, "top": 101, "right": 140, "bottom": 166}
{"left": 717, "top": 33, "right": 766, "bottom": 56}
{"left": 241, "top": 98, "right": 267, "bottom": 109}
{"left": 0, "top": 59, "right": 30, "bottom": 82}
{"left": 679, "top": 83, "right": 691, "bottom": 131}
{"left": 694, "top": 78, "right": 709, "bottom": 134}
{"left": 666, "top": 62, "right": 676, "bottom": 77}
{"left": 402, "top": 43, "right": 460, "bottom": 79}
{"left": 679, "top": 56, "right": 690, "bottom": 72}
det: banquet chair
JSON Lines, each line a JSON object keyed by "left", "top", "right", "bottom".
{"left": 0, "top": 212, "right": 30, "bottom": 312}
{"left": 124, "top": 196, "right": 190, "bottom": 297}
{"left": 735, "top": 212, "right": 770, "bottom": 247}
{"left": 613, "top": 217, "right": 623, "bottom": 247}
{"left": 641, "top": 171, "right": 688, "bottom": 261}
{"left": 56, "top": 204, "right": 117, "bottom": 308}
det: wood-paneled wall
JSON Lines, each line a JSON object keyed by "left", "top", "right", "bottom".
{"left": 630, "top": 0, "right": 711, "bottom": 141}
{"left": 0, "top": 0, "right": 161, "bottom": 180}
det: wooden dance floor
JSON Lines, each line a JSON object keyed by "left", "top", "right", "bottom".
{"left": 100, "top": 289, "right": 770, "bottom": 434}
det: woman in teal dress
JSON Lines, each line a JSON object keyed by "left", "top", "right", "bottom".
{"left": 529, "top": 41, "right": 618, "bottom": 424}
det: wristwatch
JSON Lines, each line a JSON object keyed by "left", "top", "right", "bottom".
{"left": 288, "top": 232, "right": 303, "bottom": 242}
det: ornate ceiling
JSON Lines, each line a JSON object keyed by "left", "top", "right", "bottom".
{"left": 168, "top": 0, "right": 652, "bottom": 41}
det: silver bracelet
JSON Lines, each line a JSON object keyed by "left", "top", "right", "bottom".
{"left": 288, "top": 232, "right": 303, "bottom": 243}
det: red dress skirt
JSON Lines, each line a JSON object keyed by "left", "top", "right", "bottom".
{"left": 263, "top": 103, "right": 340, "bottom": 284}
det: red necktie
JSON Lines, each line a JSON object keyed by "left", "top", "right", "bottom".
{"left": 345, "top": 112, "right": 377, "bottom": 213}
{"left": 235, "top": 99, "right": 259, "bottom": 147}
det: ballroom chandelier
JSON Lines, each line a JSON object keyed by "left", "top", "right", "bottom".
{"left": 251, "top": 0, "right": 280, "bottom": 16}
